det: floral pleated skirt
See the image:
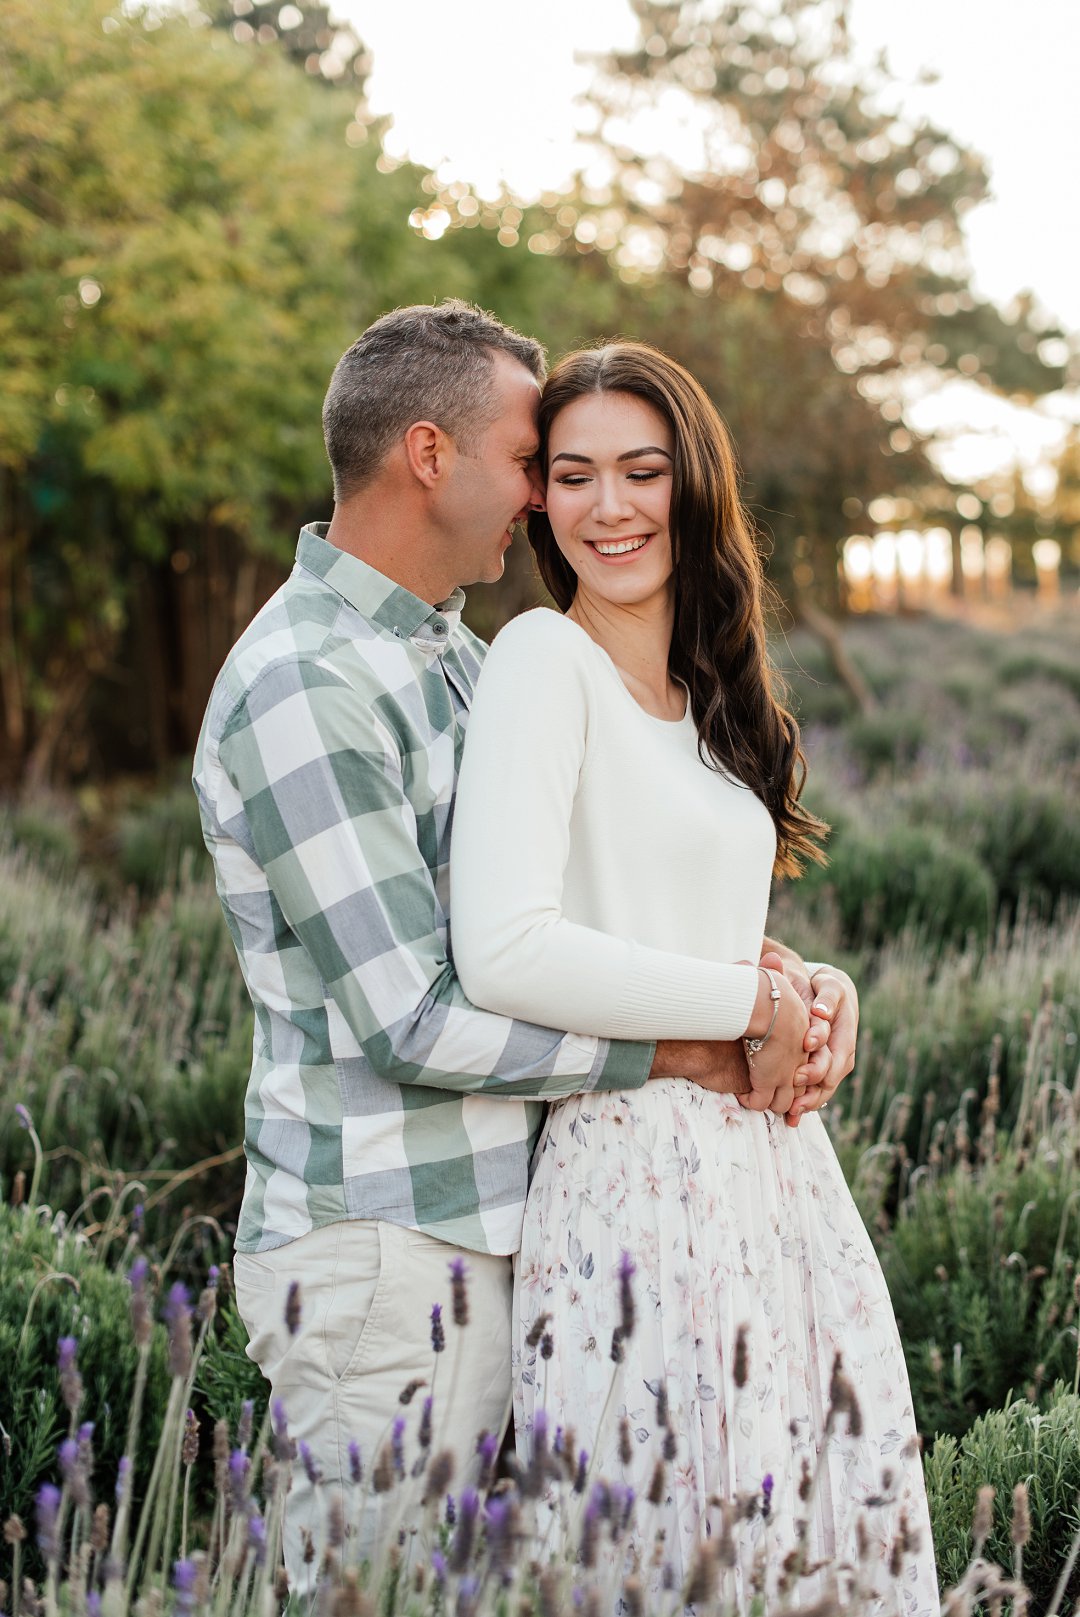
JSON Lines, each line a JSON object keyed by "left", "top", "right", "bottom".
{"left": 513, "top": 1081, "right": 939, "bottom": 1614}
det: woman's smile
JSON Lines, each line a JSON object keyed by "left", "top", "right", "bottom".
{"left": 583, "top": 533, "right": 656, "bottom": 561}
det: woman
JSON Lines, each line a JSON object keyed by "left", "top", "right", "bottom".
{"left": 450, "top": 343, "right": 936, "bottom": 1611}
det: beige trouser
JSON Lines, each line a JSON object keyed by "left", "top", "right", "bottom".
{"left": 233, "top": 1220, "right": 513, "bottom": 1594}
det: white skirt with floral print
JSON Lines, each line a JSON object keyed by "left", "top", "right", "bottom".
{"left": 513, "top": 1080, "right": 939, "bottom": 1614}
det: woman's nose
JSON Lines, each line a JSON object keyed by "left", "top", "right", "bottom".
{"left": 593, "top": 477, "right": 632, "bottom": 524}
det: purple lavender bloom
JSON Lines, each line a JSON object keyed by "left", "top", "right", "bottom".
{"left": 431, "top": 1550, "right": 447, "bottom": 1585}
{"left": 247, "top": 1511, "right": 268, "bottom": 1566}
{"left": 15, "top": 1102, "right": 32, "bottom": 1129}
{"left": 36, "top": 1483, "right": 61, "bottom": 1558}
{"left": 762, "top": 1472, "right": 774, "bottom": 1519}
{"left": 129, "top": 1256, "right": 148, "bottom": 1290}
{"left": 449, "top": 1486, "right": 479, "bottom": 1569}
{"left": 163, "top": 1281, "right": 189, "bottom": 1326}
{"left": 173, "top": 1558, "right": 198, "bottom": 1617}
{"left": 228, "top": 1449, "right": 250, "bottom": 1512}
{"left": 348, "top": 1440, "right": 363, "bottom": 1485}
{"left": 298, "top": 1442, "right": 322, "bottom": 1487}
{"left": 418, "top": 1398, "right": 433, "bottom": 1453}
{"left": 271, "top": 1397, "right": 296, "bottom": 1463}
{"left": 617, "top": 1250, "right": 636, "bottom": 1340}
{"left": 87, "top": 1592, "right": 103, "bottom": 1617}
{"left": 78, "top": 1421, "right": 95, "bottom": 1445}
{"left": 58, "top": 1437, "right": 78, "bottom": 1483}
{"left": 444, "top": 1494, "right": 456, "bottom": 1528}
{"left": 237, "top": 1399, "right": 254, "bottom": 1451}
{"left": 430, "top": 1301, "right": 445, "bottom": 1353}
{"left": 476, "top": 1429, "right": 498, "bottom": 1485}
{"left": 391, "top": 1415, "right": 406, "bottom": 1478}
{"left": 573, "top": 1448, "right": 588, "bottom": 1494}
{"left": 207, "top": 1265, "right": 220, "bottom": 1288}
{"left": 115, "top": 1456, "right": 131, "bottom": 1503}
{"left": 57, "top": 1337, "right": 78, "bottom": 1372}
{"left": 132, "top": 1203, "right": 144, "bottom": 1231}
{"left": 448, "top": 1256, "right": 469, "bottom": 1326}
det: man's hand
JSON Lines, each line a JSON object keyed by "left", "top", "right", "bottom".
{"left": 649, "top": 1039, "right": 751, "bottom": 1095}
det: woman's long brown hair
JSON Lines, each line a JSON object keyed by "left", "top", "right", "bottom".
{"left": 527, "top": 341, "right": 828, "bottom": 878}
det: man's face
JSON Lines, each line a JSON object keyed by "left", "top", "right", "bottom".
{"left": 439, "top": 354, "right": 542, "bottom": 587}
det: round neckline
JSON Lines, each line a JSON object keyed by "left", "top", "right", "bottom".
{"left": 553, "top": 609, "right": 693, "bottom": 728}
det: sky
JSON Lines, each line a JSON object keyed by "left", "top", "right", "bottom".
{"left": 343, "top": 0, "right": 1080, "bottom": 486}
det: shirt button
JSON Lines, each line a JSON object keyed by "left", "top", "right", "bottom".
{"left": 433, "top": 622, "right": 446, "bottom": 635}
{"left": 392, "top": 626, "right": 402, "bottom": 637}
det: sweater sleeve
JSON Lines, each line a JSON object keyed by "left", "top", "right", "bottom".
{"left": 450, "top": 612, "right": 759, "bottom": 1041}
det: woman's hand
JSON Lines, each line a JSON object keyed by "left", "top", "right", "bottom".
{"left": 739, "top": 959, "right": 809, "bottom": 1108}
{"left": 785, "top": 965, "right": 859, "bottom": 1123}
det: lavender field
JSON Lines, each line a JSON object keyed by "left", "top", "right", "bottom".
{"left": 3, "top": 609, "right": 1080, "bottom": 1614}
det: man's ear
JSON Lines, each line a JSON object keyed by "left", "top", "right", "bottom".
{"left": 403, "top": 420, "right": 454, "bottom": 488}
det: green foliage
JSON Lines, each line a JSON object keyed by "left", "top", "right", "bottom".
{"left": 799, "top": 821, "right": 995, "bottom": 950}
{"left": 881, "top": 1142, "right": 1080, "bottom": 1439}
{"left": 926, "top": 1385, "right": 1080, "bottom": 1608}
{"left": 195, "top": 1294, "right": 269, "bottom": 1436}
{"left": 117, "top": 781, "right": 209, "bottom": 891}
{"left": 0, "top": 1200, "right": 170, "bottom": 1527}
{"left": 0, "top": 837, "right": 250, "bottom": 1241}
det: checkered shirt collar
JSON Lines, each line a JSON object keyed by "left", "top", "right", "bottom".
{"left": 296, "top": 523, "right": 465, "bottom": 648}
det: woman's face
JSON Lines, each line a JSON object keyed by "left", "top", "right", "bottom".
{"left": 544, "top": 390, "right": 676, "bottom": 610}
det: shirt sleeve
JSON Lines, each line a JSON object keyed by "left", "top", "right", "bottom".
{"left": 450, "top": 613, "right": 760, "bottom": 1040}
{"left": 215, "top": 653, "right": 652, "bottom": 1101}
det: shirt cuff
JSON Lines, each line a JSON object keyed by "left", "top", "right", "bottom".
{"left": 588, "top": 1037, "right": 654, "bottom": 1093}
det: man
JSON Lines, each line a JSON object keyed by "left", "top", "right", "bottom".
{"left": 194, "top": 299, "right": 856, "bottom": 1588}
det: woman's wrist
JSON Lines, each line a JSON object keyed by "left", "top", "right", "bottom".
{"left": 744, "top": 965, "right": 781, "bottom": 1052}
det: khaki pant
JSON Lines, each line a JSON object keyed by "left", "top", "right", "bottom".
{"left": 233, "top": 1220, "right": 513, "bottom": 1594}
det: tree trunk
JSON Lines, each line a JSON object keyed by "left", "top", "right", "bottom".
{"left": 795, "top": 595, "right": 877, "bottom": 716}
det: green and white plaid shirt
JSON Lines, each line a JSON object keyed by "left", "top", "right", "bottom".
{"left": 195, "top": 525, "right": 652, "bottom": 1255}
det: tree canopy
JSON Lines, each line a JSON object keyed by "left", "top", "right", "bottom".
{"left": 0, "top": 0, "right": 1070, "bottom": 787}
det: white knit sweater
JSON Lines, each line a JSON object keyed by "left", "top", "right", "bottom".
{"left": 450, "top": 609, "right": 776, "bottom": 1042}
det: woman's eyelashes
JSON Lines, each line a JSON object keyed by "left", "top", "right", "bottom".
{"left": 553, "top": 469, "right": 666, "bottom": 488}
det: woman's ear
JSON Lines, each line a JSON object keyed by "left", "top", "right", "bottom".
{"left": 527, "top": 461, "right": 546, "bottom": 512}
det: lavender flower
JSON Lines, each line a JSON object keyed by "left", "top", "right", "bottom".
{"left": 129, "top": 1258, "right": 152, "bottom": 1348}
{"left": 762, "top": 1472, "right": 774, "bottom": 1520}
{"left": 444, "top": 1493, "right": 457, "bottom": 1528}
{"left": 579, "top": 1490, "right": 601, "bottom": 1568}
{"left": 573, "top": 1449, "right": 588, "bottom": 1494}
{"left": 87, "top": 1592, "right": 103, "bottom": 1617}
{"left": 431, "top": 1550, "right": 447, "bottom": 1587}
{"left": 449, "top": 1257, "right": 469, "bottom": 1326}
{"left": 284, "top": 1281, "right": 301, "bottom": 1336}
{"left": 173, "top": 1558, "right": 198, "bottom": 1617}
{"left": 298, "top": 1442, "right": 322, "bottom": 1487}
{"left": 388, "top": 1416, "right": 404, "bottom": 1481}
{"left": 418, "top": 1398, "right": 434, "bottom": 1454}
{"left": 475, "top": 1430, "right": 498, "bottom": 1489}
{"left": 164, "top": 1283, "right": 193, "bottom": 1380}
{"left": 247, "top": 1511, "right": 268, "bottom": 1567}
{"left": 524, "top": 1311, "right": 551, "bottom": 1350}
{"left": 540, "top": 1331, "right": 554, "bottom": 1360}
{"left": 430, "top": 1302, "right": 445, "bottom": 1354}
{"left": 35, "top": 1483, "right": 61, "bottom": 1560}
{"left": 448, "top": 1487, "right": 479, "bottom": 1572}
{"left": 58, "top": 1336, "right": 83, "bottom": 1415}
{"left": 348, "top": 1440, "right": 363, "bottom": 1486}
{"left": 617, "top": 1251, "right": 636, "bottom": 1340}
{"left": 271, "top": 1398, "right": 296, "bottom": 1463}
{"left": 237, "top": 1399, "right": 254, "bottom": 1451}
{"left": 15, "top": 1103, "right": 32, "bottom": 1129}
{"left": 115, "top": 1456, "right": 131, "bottom": 1505}
{"left": 228, "top": 1450, "right": 251, "bottom": 1514}
{"left": 398, "top": 1378, "right": 426, "bottom": 1405}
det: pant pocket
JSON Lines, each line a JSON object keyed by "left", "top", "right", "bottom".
{"left": 322, "top": 1221, "right": 391, "bottom": 1382}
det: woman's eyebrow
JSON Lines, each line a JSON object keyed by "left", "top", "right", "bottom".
{"left": 550, "top": 446, "right": 673, "bottom": 465}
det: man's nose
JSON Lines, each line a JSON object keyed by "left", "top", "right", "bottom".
{"left": 525, "top": 461, "right": 546, "bottom": 513}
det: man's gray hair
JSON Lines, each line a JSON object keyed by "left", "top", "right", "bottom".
{"left": 322, "top": 299, "right": 546, "bottom": 501}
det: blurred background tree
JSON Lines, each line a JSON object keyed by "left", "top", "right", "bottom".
{"left": 0, "top": 0, "right": 1072, "bottom": 788}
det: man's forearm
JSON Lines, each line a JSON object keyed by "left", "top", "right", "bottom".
{"left": 650, "top": 1038, "right": 751, "bottom": 1094}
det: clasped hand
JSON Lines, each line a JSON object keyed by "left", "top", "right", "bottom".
{"left": 737, "top": 949, "right": 858, "bottom": 1128}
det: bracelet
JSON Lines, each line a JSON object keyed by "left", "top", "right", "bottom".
{"left": 744, "top": 967, "right": 781, "bottom": 1064}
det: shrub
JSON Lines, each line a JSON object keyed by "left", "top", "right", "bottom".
{"left": 844, "top": 708, "right": 930, "bottom": 776}
{"left": 0, "top": 1199, "right": 170, "bottom": 1529}
{"left": 799, "top": 821, "right": 995, "bottom": 950}
{"left": 926, "top": 1384, "right": 1080, "bottom": 1609}
{"left": 0, "top": 840, "right": 251, "bottom": 1242}
{"left": 117, "top": 782, "right": 209, "bottom": 892}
